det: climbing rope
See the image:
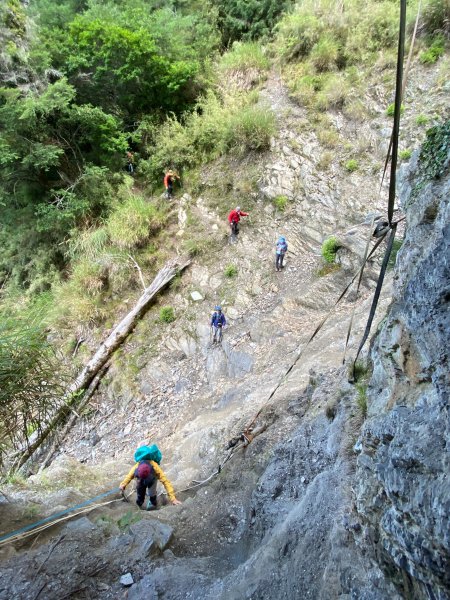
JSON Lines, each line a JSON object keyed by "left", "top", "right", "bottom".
{"left": 380, "top": 0, "right": 422, "bottom": 191}
{"left": 350, "top": 0, "right": 407, "bottom": 378}
{"left": 0, "top": 488, "right": 127, "bottom": 547}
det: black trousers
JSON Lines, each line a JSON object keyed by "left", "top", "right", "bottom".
{"left": 276, "top": 253, "right": 285, "bottom": 269}
{"left": 136, "top": 477, "right": 157, "bottom": 507}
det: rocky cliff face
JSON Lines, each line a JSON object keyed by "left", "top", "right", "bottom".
{"left": 355, "top": 135, "right": 450, "bottom": 599}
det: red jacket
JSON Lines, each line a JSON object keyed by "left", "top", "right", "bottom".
{"left": 228, "top": 209, "right": 249, "bottom": 224}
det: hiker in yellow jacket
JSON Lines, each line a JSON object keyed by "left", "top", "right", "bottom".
{"left": 120, "top": 444, "right": 181, "bottom": 510}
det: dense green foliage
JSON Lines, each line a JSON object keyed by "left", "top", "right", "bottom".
{"left": 0, "top": 0, "right": 219, "bottom": 297}
{"left": 217, "top": 0, "right": 292, "bottom": 46}
{"left": 0, "top": 316, "right": 66, "bottom": 464}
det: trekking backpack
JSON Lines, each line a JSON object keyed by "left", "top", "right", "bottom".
{"left": 134, "top": 444, "right": 162, "bottom": 464}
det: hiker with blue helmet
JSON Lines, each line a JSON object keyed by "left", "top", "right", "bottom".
{"left": 276, "top": 236, "right": 288, "bottom": 271}
{"left": 120, "top": 444, "right": 181, "bottom": 510}
{"left": 211, "top": 305, "right": 226, "bottom": 343}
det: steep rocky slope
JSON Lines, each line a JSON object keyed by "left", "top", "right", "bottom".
{"left": 0, "top": 64, "right": 448, "bottom": 599}
{"left": 355, "top": 148, "right": 450, "bottom": 599}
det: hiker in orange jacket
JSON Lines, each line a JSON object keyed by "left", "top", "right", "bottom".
{"left": 228, "top": 206, "right": 249, "bottom": 236}
{"left": 163, "top": 169, "right": 180, "bottom": 199}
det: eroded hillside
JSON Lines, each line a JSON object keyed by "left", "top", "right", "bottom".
{"left": 0, "top": 1, "right": 449, "bottom": 598}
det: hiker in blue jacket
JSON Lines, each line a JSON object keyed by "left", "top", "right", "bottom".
{"left": 276, "top": 236, "right": 288, "bottom": 271}
{"left": 211, "top": 305, "right": 226, "bottom": 343}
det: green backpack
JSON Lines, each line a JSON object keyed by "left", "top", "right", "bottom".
{"left": 134, "top": 444, "right": 162, "bottom": 465}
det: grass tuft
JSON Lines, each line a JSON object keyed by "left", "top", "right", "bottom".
{"left": 224, "top": 264, "right": 238, "bottom": 278}
{"left": 399, "top": 149, "right": 412, "bottom": 161}
{"left": 107, "top": 195, "right": 165, "bottom": 250}
{"left": 317, "top": 262, "right": 341, "bottom": 277}
{"left": 272, "top": 195, "right": 290, "bottom": 211}
{"left": 386, "top": 103, "right": 405, "bottom": 117}
{"left": 345, "top": 159, "right": 359, "bottom": 172}
{"left": 159, "top": 306, "right": 175, "bottom": 323}
{"left": 356, "top": 383, "right": 368, "bottom": 419}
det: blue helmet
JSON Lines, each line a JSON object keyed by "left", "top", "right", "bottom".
{"left": 278, "top": 236, "right": 286, "bottom": 242}
{"left": 215, "top": 305, "right": 222, "bottom": 311}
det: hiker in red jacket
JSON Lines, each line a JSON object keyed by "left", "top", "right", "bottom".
{"left": 228, "top": 206, "right": 249, "bottom": 236}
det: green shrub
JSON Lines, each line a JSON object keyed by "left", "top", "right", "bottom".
{"left": 70, "top": 258, "right": 108, "bottom": 297}
{"left": 420, "top": 35, "right": 446, "bottom": 64}
{"left": 325, "top": 399, "right": 337, "bottom": 421}
{"left": 224, "top": 264, "right": 238, "bottom": 277}
{"left": 310, "top": 35, "right": 340, "bottom": 72}
{"left": 67, "top": 226, "right": 110, "bottom": 259}
{"left": 416, "top": 121, "right": 450, "bottom": 184}
{"left": 217, "top": 0, "right": 291, "bottom": 46}
{"left": 386, "top": 103, "right": 405, "bottom": 117}
{"left": 220, "top": 41, "right": 270, "bottom": 73}
{"left": 321, "top": 236, "right": 340, "bottom": 263}
{"left": 315, "top": 73, "right": 350, "bottom": 110}
{"left": 345, "top": 1, "right": 399, "bottom": 62}
{"left": 227, "top": 105, "right": 275, "bottom": 152}
{"left": 415, "top": 114, "right": 429, "bottom": 126}
{"left": 141, "top": 91, "right": 274, "bottom": 183}
{"left": 159, "top": 306, "right": 175, "bottom": 323}
{"left": 345, "top": 159, "right": 359, "bottom": 172}
{"left": 356, "top": 383, "right": 368, "bottom": 418}
{"left": 183, "top": 237, "right": 216, "bottom": 257}
{"left": 0, "top": 316, "right": 66, "bottom": 464}
{"left": 275, "top": 12, "right": 323, "bottom": 61}
{"left": 272, "top": 195, "right": 289, "bottom": 211}
{"left": 353, "top": 360, "right": 370, "bottom": 382}
{"left": 399, "top": 149, "right": 412, "bottom": 161}
{"left": 107, "top": 195, "right": 164, "bottom": 249}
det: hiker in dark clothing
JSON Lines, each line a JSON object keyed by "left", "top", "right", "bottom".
{"left": 210, "top": 305, "right": 226, "bottom": 343}
{"left": 275, "top": 236, "right": 288, "bottom": 271}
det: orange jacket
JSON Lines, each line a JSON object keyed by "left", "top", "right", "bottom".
{"left": 164, "top": 172, "right": 179, "bottom": 189}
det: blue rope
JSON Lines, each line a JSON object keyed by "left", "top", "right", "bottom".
{"left": 0, "top": 487, "right": 121, "bottom": 544}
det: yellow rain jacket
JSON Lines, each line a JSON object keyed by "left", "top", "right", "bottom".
{"left": 120, "top": 461, "right": 176, "bottom": 502}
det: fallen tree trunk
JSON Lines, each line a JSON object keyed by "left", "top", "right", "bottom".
{"left": 16, "top": 257, "right": 190, "bottom": 470}
{"left": 38, "top": 364, "right": 110, "bottom": 473}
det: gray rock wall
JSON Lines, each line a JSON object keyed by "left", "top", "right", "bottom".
{"left": 355, "top": 147, "right": 450, "bottom": 598}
